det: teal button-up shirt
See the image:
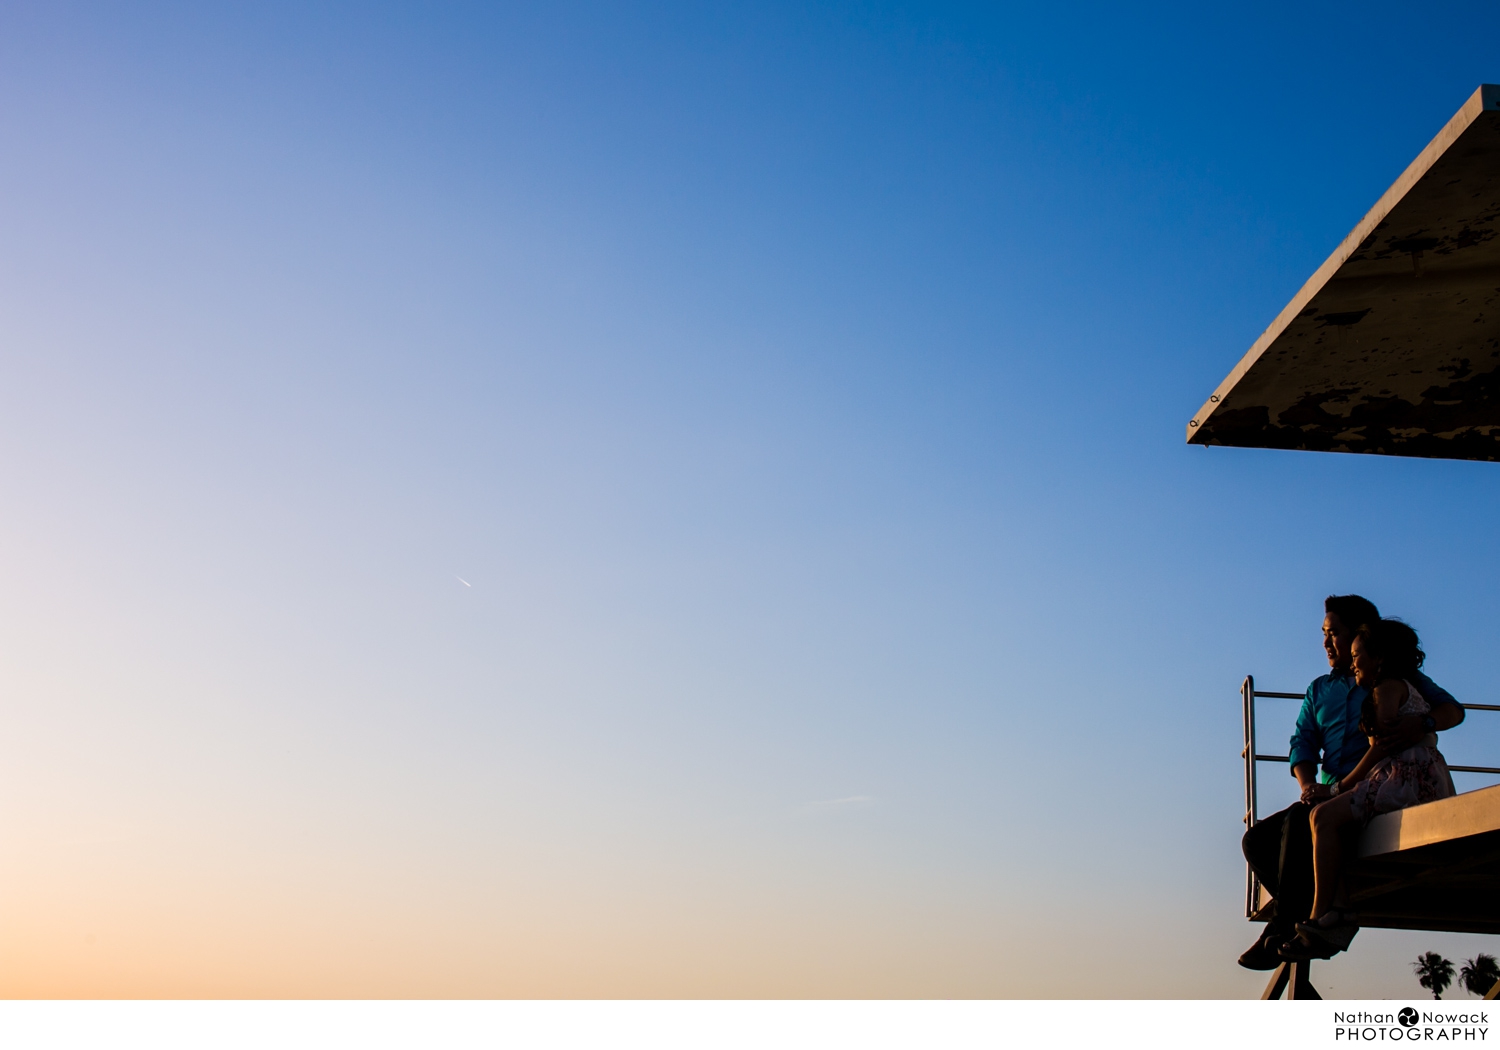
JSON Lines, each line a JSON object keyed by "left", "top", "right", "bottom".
{"left": 1288, "top": 670, "right": 1459, "bottom": 782}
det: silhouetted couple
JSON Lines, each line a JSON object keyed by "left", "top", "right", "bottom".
{"left": 1238, "top": 595, "right": 1462, "bottom": 968}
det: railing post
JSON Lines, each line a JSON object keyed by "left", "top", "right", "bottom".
{"left": 1243, "top": 675, "right": 1259, "bottom": 918}
{"left": 1245, "top": 675, "right": 1259, "bottom": 826}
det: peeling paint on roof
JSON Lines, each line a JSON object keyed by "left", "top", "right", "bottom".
{"left": 1187, "top": 84, "right": 1500, "bottom": 461}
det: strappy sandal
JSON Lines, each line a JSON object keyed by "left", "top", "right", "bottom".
{"left": 1282, "top": 909, "right": 1359, "bottom": 958}
{"left": 1299, "top": 907, "right": 1358, "bottom": 933}
{"left": 1275, "top": 931, "right": 1333, "bottom": 961}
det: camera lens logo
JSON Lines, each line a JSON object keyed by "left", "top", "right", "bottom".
{"left": 1398, "top": 1008, "right": 1419, "bottom": 1027}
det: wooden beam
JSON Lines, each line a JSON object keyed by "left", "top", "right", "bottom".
{"left": 1261, "top": 961, "right": 1321, "bottom": 1000}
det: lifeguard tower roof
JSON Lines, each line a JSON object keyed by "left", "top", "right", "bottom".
{"left": 1188, "top": 85, "right": 1500, "bottom": 461}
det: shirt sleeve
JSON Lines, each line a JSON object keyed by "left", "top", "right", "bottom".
{"left": 1411, "top": 670, "right": 1462, "bottom": 714}
{"left": 1288, "top": 683, "right": 1324, "bottom": 773}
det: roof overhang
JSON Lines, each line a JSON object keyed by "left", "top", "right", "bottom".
{"left": 1187, "top": 85, "right": 1500, "bottom": 461}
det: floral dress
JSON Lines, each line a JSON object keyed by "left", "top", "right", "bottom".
{"left": 1347, "top": 680, "right": 1456, "bottom": 824}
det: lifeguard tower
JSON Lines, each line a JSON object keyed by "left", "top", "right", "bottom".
{"left": 1187, "top": 85, "right": 1500, "bottom": 1000}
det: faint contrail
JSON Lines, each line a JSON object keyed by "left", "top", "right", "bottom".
{"left": 455, "top": 576, "right": 472, "bottom": 587}
{"left": 806, "top": 795, "right": 873, "bottom": 808}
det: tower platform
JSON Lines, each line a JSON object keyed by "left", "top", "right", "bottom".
{"left": 1350, "top": 783, "right": 1500, "bottom": 934}
{"left": 1249, "top": 783, "right": 1500, "bottom": 935}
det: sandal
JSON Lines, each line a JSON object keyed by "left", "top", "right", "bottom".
{"left": 1299, "top": 907, "right": 1358, "bottom": 932}
{"left": 1276, "top": 931, "right": 1335, "bottom": 961}
{"left": 1286, "top": 910, "right": 1359, "bottom": 957}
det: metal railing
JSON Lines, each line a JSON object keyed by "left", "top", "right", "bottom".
{"left": 1240, "top": 675, "right": 1500, "bottom": 918}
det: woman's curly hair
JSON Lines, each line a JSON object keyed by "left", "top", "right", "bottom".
{"left": 1357, "top": 618, "right": 1425, "bottom": 734}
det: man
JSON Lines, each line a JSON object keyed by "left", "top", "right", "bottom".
{"left": 1237, "top": 595, "right": 1465, "bottom": 969}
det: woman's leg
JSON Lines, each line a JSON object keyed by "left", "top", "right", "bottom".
{"left": 1308, "top": 794, "right": 1358, "bottom": 920}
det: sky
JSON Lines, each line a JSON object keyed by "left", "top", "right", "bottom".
{"left": 2, "top": 0, "right": 1500, "bottom": 999}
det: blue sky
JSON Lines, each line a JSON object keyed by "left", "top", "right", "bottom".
{"left": 2, "top": 1, "right": 1499, "bottom": 997}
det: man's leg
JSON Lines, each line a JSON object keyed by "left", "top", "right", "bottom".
{"left": 1275, "top": 802, "right": 1314, "bottom": 928}
{"left": 1243, "top": 805, "right": 1291, "bottom": 900}
{"left": 1239, "top": 805, "right": 1296, "bottom": 969}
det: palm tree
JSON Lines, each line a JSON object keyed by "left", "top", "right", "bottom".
{"left": 1460, "top": 954, "right": 1500, "bottom": 998}
{"left": 1414, "top": 952, "right": 1456, "bottom": 999}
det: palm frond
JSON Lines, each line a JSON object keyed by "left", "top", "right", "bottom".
{"left": 1460, "top": 954, "right": 1500, "bottom": 997}
{"left": 1414, "top": 952, "right": 1456, "bottom": 999}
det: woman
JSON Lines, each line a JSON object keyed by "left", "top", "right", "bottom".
{"left": 1284, "top": 618, "right": 1456, "bottom": 958}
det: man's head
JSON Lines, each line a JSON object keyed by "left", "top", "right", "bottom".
{"left": 1323, "top": 594, "right": 1380, "bottom": 671}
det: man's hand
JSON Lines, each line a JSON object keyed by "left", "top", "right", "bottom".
{"left": 1292, "top": 761, "right": 1324, "bottom": 804}
{"left": 1301, "top": 783, "right": 1334, "bottom": 804}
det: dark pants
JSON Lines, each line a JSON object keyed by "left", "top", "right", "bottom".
{"left": 1242, "top": 802, "right": 1313, "bottom": 937}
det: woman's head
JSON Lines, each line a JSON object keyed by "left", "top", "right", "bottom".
{"left": 1351, "top": 618, "right": 1425, "bottom": 690}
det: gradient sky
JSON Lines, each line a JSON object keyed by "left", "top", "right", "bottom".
{"left": 4, "top": 1, "right": 1500, "bottom": 999}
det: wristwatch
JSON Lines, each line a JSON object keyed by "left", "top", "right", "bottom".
{"left": 1423, "top": 715, "right": 1437, "bottom": 732}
